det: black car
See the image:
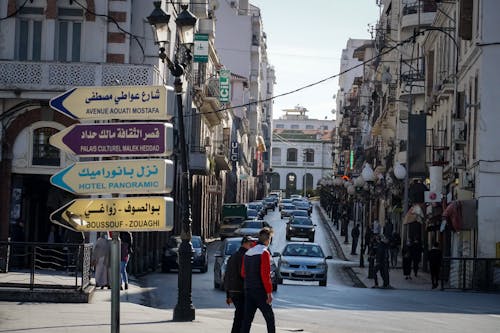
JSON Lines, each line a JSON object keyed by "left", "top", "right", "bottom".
{"left": 286, "top": 216, "right": 316, "bottom": 242}
{"left": 162, "top": 235, "right": 208, "bottom": 273}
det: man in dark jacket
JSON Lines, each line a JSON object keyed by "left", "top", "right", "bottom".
{"left": 241, "top": 227, "right": 275, "bottom": 333}
{"left": 428, "top": 242, "right": 442, "bottom": 289}
{"left": 351, "top": 224, "right": 360, "bottom": 255}
{"left": 224, "top": 236, "right": 254, "bottom": 333}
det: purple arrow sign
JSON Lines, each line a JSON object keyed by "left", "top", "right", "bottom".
{"left": 49, "top": 122, "right": 173, "bottom": 157}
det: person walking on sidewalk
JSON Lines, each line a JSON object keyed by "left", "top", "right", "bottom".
{"left": 428, "top": 242, "right": 442, "bottom": 289}
{"left": 389, "top": 232, "right": 401, "bottom": 268}
{"left": 410, "top": 239, "right": 423, "bottom": 278}
{"left": 402, "top": 240, "right": 412, "bottom": 280}
{"left": 351, "top": 224, "right": 360, "bottom": 255}
{"left": 241, "top": 227, "right": 275, "bottom": 333}
{"left": 119, "top": 231, "right": 133, "bottom": 290}
{"left": 224, "top": 236, "right": 254, "bottom": 333}
{"left": 372, "top": 236, "right": 391, "bottom": 288}
{"left": 92, "top": 233, "right": 110, "bottom": 289}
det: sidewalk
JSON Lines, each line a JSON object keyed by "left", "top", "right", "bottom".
{"left": 318, "top": 205, "right": 433, "bottom": 291}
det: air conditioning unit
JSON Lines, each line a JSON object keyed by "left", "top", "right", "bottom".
{"left": 458, "top": 169, "right": 475, "bottom": 190}
{"left": 453, "top": 120, "right": 466, "bottom": 142}
{"left": 204, "top": 136, "right": 211, "bottom": 147}
{"left": 453, "top": 149, "right": 465, "bottom": 167}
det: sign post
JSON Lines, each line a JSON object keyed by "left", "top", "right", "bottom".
{"left": 49, "top": 85, "right": 175, "bottom": 333}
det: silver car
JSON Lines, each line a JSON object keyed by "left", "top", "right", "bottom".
{"left": 214, "top": 237, "right": 278, "bottom": 291}
{"left": 276, "top": 242, "right": 332, "bottom": 286}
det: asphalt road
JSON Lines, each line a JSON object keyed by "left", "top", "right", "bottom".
{"left": 136, "top": 203, "right": 500, "bottom": 333}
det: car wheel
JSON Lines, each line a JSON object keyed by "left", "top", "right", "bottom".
{"left": 308, "top": 236, "right": 314, "bottom": 242}
{"left": 286, "top": 235, "right": 290, "bottom": 241}
{"left": 277, "top": 277, "right": 283, "bottom": 285}
{"left": 273, "top": 283, "right": 278, "bottom": 292}
{"left": 161, "top": 264, "right": 170, "bottom": 273}
{"left": 319, "top": 279, "right": 327, "bottom": 287}
{"left": 214, "top": 280, "right": 220, "bottom": 289}
{"left": 201, "top": 265, "right": 208, "bottom": 273}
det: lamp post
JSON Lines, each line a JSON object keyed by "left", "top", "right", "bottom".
{"left": 148, "top": 2, "right": 198, "bottom": 322}
{"left": 359, "top": 163, "right": 375, "bottom": 268}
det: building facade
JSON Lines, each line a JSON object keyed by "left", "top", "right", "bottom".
{"left": 271, "top": 106, "right": 335, "bottom": 198}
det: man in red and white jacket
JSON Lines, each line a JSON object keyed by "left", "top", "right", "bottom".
{"left": 241, "top": 227, "right": 275, "bottom": 333}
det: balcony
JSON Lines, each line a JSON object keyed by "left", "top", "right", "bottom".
{"left": 401, "top": 1, "right": 436, "bottom": 28}
{"left": 214, "top": 143, "right": 231, "bottom": 171}
{"left": 190, "top": 146, "right": 210, "bottom": 175}
{"left": 0, "top": 60, "right": 158, "bottom": 95}
{"left": 192, "top": 77, "right": 225, "bottom": 127}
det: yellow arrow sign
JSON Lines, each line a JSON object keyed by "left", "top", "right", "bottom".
{"left": 49, "top": 85, "right": 173, "bottom": 120}
{"left": 50, "top": 197, "right": 173, "bottom": 232}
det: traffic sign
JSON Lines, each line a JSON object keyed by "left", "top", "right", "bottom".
{"left": 50, "top": 159, "right": 174, "bottom": 195}
{"left": 49, "top": 122, "right": 173, "bottom": 157}
{"left": 50, "top": 197, "right": 174, "bottom": 232}
{"left": 49, "top": 85, "right": 173, "bottom": 120}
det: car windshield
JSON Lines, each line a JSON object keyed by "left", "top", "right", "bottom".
{"left": 283, "top": 204, "right": 295, "bottom": 210}
{"left": 291, "top": 218, "right": 312, "bottom": 226}
{"left": 283, "top": 244, "right": 324, "bottom": 258}
{"left": 240, "top": 221, "right": 263, "bottom": 229}
{"left": 223, "top": 217, "right": 245, "bottom": 225}
{"left": 224, "top": 239, "right": 242, "bottom": 255}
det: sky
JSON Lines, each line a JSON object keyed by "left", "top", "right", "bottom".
{"left": 249, "top": 0, "right": 381, "bottom": 120}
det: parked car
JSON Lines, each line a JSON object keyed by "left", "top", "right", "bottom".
{"left": 246, "top": 209, "right": 260, "bottom": 220}
{"left": 280, "top": 203, "right": 296, "bottom": 219}
{"left": 235, "top": 220, "right": 272, "bottom": 237}
{"left": 286, "top": 216, "right": 316, "bottom": 242}
{"left": 275, "top": 242, "right": 332, "bottom": 286}
{"left": 214, "top": 237, "right": 278, "bottom": 291}
{"left": 162, "top": 235, "right": 208, "bottom": 273}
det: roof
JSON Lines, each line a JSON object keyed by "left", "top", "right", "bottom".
{"left": 273, "top": 129, "right": 335, "bottom": 141}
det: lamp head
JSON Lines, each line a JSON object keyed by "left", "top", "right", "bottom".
{"left": 147, "top": 1, "right": 170, "bottom": 44}
{"left": 361, "top": 163, "right": 375, "bottom": 182}
{"left": 175, "top": 5, "right": 198, "bottom": 45}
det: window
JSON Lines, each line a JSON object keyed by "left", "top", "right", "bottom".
{"left": 305, "top": 125, "right": 314, "bottom": 129}
{"left": 287, "top": 148, "right": 297, "bottom": 162}
{"left": 17, "top": 19, "right": 42, "bottom": 61}
{"left": 272, "top": 147, "right": 281, "bottom": 164}
{"left": 32, "top": 127, "right": 60, "bottom": 166}
{"left": 56, "top": 6, "right": 84, "bottom": 62}
{"left": 275, "top": 124, "right": 285, "bottom": 129}
{"left": 303, "top": 149, "right": 314, "bottom": 163}
{"left": 291, "top": 124, "right": 299, "bottom": 129}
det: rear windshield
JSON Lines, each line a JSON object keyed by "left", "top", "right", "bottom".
{"left": 223, "top": 217, "right": 245, "bottom": 225}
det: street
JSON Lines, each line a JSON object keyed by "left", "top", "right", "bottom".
{"left": 134, "top": 203, "right": 500, "bottom": 333}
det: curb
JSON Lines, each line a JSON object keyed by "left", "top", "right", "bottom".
{"left": 316, "top": 204, "right": 366, "bottom": 288}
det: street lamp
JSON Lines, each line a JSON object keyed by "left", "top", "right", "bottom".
{"left": 359, "top": 163, "right": 375, "bottom": 268}
{"left": 148, "top": 2, "right": 198, "bottom": 322}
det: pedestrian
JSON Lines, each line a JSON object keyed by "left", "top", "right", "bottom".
{"left": 224, "top": 236, "right": 255, "bottom": 333}
{"left": 428, "top": 241, "right": 442, "bottom": 289}
{"left": 92, "top": 233, "right": 110, "bottom": 289}
{"left": 389, "top": 232, "right": 401, "bottom": 267}
{"left": 410, "top": 239, "right": 423, "bottom": 277}
{"left": 372, "top": 236, "right": 391, "bottom": 288}
{"left": 351, "top": 224, "right": 360, "bottom": 255}
{"left": 241, "top": 227, "right": 275, "bottom": 333}
{"left": 402, "top": 240, "right": 412, "bottom": 280}
{"left": 119, "top": 231, "right": 133, "bottom": 290}
{"left": 364, "top": 227, "right": 373, "bottom": 255}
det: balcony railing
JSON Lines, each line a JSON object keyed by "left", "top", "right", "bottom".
{"left": 0, "top": 60, "right": 158, "bottom": 91}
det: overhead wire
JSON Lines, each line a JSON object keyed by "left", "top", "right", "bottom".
{"left": 0, "top": 0, "right": 29, "bottom": 21}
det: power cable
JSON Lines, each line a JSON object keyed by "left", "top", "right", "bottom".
{"left": 0, "top": 0, "right": 29, "bottom": 21}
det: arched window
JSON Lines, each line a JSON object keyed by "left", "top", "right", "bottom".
{"left": 303, "top": 173, "right": 314, "bottom": 192}
{"left": 32, "top": 127, "right": 60, "bottom": 166}
{"left": 270, "top": 173, "right": 280, "bottom": 190}
{"left": 271, "top": 147, "right": 281, "bottom": 164}
{"left": 287, "top": 148, "right": 297, "bottom": 164}
{"left": 303, "top": 148, "right": 314, "bottom": 164}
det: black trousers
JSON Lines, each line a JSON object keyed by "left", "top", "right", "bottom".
{"left": 241, "top": 288, "right": 275, "bottom": 333}
{"left": 351, "top": 237, "right": 359, "bottom": 254}
{"left": 228, "top": 292, "right": 245, "bottom": 333}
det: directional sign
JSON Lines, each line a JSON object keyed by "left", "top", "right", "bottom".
{"left": 49, "top": 122, "right": 173, "bottom": 157}
{"left": 49, "top": 85, "right": 173, "bottom": 120}
{"left": 50, "top": 197, "right": 173, "bottom": 232}
{"left": 50, "top": 159, "right": 174, "bottom": 195}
